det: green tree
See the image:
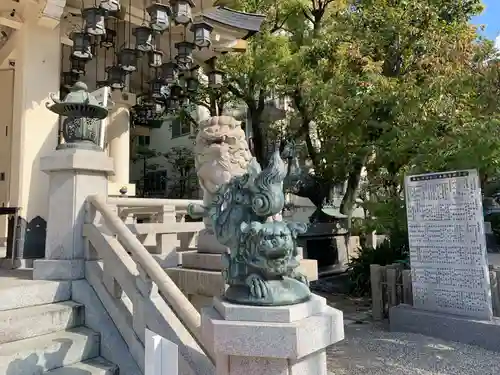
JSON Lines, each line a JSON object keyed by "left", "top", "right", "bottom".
{"left": 280, "top": 0, "right": 500, "bottom": 224}
{"left": 163, "top": 146, "right": 197, "bottom": 198}
{"left": 218, "top": 0, "right": 296, "bottom": 165}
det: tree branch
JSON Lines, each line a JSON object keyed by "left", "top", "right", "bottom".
{"left": 226, "top": 83, "right": 245, "bottom": 99}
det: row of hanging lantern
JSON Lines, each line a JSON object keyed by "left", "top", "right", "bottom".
{"left": 62, "top": 0, "right": 225, "bottom": 128}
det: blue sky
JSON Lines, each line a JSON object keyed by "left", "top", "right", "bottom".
{"left": 471, "top": 0, "right": 500, "bottom": 40}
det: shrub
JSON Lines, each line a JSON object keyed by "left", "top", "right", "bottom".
{"left": 347, "top": 229, "right": 409, "bottom": 297}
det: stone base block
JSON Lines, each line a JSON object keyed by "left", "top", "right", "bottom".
{"left": 213, "top": 294, "right": 326, "bottom": 323}
{"left": 189, "top": 294, "right": 214, "bottom": 312}
{"left": 202, "top": 296, "right": 344, "bottom": 375}
{"left": 299, "top": 259, "right": 318, "bottom": 282}
{"left": 182, "top": 252, "right": 223, "bottom": 271}
{"left": 390, "top": 304, "right": 500, "bottom": 352}
{"left": 196, "top": 230, "right": 227, "bottom": 253}
{"left": 0, "top": 257, "right": 34, "bottom": 270}
{"left": 166, "top": 267, "right": 226, "bottom": 296}
{"left": 33, "top": 259, "right": 84, "bottom": 280}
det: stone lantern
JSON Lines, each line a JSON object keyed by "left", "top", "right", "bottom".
{"left": 46, "top": 82, "right": 109, "bottom": 151}
{"left": 191, "top": 21, "right": 213, "bottom": 49}
{"left": 170, "top": 0, "right": 194, "bottom": 25}
{"left": 133, "top": 26, "right": 154, "bottom": 52}
{"left": 82, "top": 7, "right": 106, "bottom": 36}
{"left": 147, "top": 3, "right": 171, "bottom": 33}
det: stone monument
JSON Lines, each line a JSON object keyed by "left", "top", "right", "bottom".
{"left": 391, "top": 169, "right": 500, "bottom": 352}
{"left": 189, "top": 150, "right": 344, "bottom": 374}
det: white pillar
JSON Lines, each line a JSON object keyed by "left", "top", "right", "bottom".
{"left": 9, "top": 21, "right": 61, "bottom": 261}
{"left": 107, "top": 91, "right": 136, "bottom": 196}
{"left": 33, "top": 148, "right": 114, "bottom": 280}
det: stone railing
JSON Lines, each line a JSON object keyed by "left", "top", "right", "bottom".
{"left": 108, "top": 197, "right": 203, "bottom": 251}
{"left": 84, "top": 195, "right": 214, "bottom": 374}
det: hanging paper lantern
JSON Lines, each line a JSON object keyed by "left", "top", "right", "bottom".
{"left": 148, "top": 49, "right": 163, "bottom": 68}
{"left": 160, "top": 61, "right": 178, "bottom": 84}
{"left": 147, "top": 3, "right": 171, "bottom": 33}
{"left": 106, "top": 66, "right": 127, "bottom": 90}
{"left": 118, "top": 48, "right": 138, "bottom": 72}
{"left": 70, "top": 56, "right": 86, "bottom": 75}
{"left": 175, "top": 41, "right": 194, "bottom": 64}
{"left": 71, "top": 32, "right": 92, "bottom": 60}
{"left": 82, "top": 8, "right": 106, "bottom": 36}
{"left": 191, "top": 21, "right": 213, "bottom": 49}
{"left": 208, "top": 69, "right": 224, "bottom": 89}
{"left": 133, "top": 26, "right": 154, "bottom": 52}
{"left": 99, "top": 0, "right": 120, "bottom": 12}
{"left": 100, "top": 28, "right": 116, "bottom": 48}
{"left": 169, "top": 0, "right": 194, "bottom": 25}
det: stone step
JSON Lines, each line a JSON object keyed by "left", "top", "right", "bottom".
{"left": 0, "top": 279, "right": 71, "bottom": 311}
{"left": 0, "top": 326, "right": 100, "bottom": 374}
{"left": 166, "top": 267, "right": 225, "bottom": 296}
{"left": 0, "top": 301, "right": 84, "bottom": 344}
{"left": 44, "top": 357, "right": 118, "bottom": 375}
{"left": 181, "top": 252, "right": 222, "bottom": 271}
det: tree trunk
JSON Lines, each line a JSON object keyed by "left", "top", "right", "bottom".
{"left": 339, "top": 153, "right": 368, "bottom": 228}
{"left": 248, "top": 93, "right": 267, "bottom": 167}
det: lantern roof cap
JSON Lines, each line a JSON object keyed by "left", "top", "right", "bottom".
{"left": 190, "top": 19, "right": 214, "bottom": 32}
{"left": 46, "top": 81, "right": 109, "bottom": 120}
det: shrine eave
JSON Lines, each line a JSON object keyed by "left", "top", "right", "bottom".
{"left": 203, "top": 7, "right": 265, "bottom": 39}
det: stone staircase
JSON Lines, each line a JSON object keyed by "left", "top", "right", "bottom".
{"left": 0, "top": 276, "right": 117, "bottom": 374}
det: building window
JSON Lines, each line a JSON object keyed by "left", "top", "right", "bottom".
{"left": 171, "top": 117, "right": 191, "bottom": 138}
{"left": 138, "top": 135, "right": 151, "bottom": 146}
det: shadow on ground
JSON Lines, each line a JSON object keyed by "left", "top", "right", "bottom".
{"left": 327, "top": 323, "right": 500, "bottom": 375}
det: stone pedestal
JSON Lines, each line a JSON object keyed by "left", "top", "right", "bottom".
{"left": 201, "top": 295, "right": 344, "bottom": 375}
{"left": 33, "top": 148, "right": 114, "bottom": 280}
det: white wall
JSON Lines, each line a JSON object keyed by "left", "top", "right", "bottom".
{"left": 0, "top": 69, "right": 14, "bottom": 239}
